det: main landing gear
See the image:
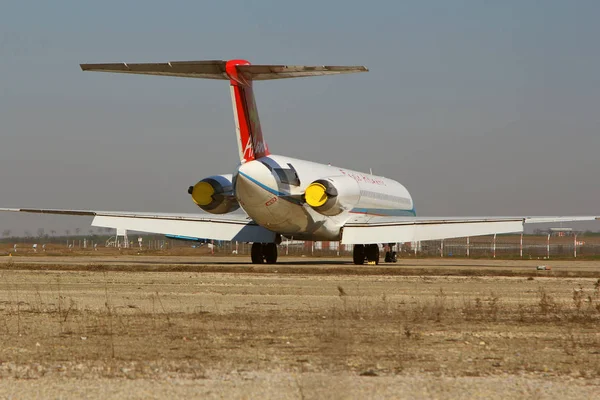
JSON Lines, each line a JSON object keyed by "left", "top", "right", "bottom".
{"left": 384, "top": 242, "right": 397, "bottom": 263}
{"left": 353, "top": 244, "right": 397, "bottom": 265}
{"left": 384, "top": 250, "right": 397, "bottom": 263}
{"left": 251, "top": 242, "right": 278, "bottom": 264}
{"left": 353, "top": 244, "right": 380, "bottom": 265}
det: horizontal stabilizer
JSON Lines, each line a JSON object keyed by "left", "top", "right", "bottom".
{"left": 80, "top": 60, "right": 368, "bottom": 81}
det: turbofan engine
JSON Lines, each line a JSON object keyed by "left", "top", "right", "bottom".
{"left": 304, "top": 176, "right": 360, "bottom": 216}
{"left": 188, "top": 174, "right": 240, "bottom": 214}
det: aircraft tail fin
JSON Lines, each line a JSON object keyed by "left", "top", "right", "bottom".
{"left": 81, "top": 60, "right": 367, "bottom": 162}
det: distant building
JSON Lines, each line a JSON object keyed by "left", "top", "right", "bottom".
{"left": 548, "top": 227, "right": 575, "bottom": 237}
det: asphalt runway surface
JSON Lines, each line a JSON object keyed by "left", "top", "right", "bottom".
{"left": 0, "top": 256, "right": 598, "bottom": 399}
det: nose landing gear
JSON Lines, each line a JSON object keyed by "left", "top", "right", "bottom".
{"left": 384, "top": 250, "right": 397, "bottom": 263}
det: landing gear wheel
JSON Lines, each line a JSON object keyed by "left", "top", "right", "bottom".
{"left": 366, "top": 244, "right": 380, "bottom": 265}
{"left": 250, "top": 243, "right": 278, "bottom": 264}
{"left": 251, "top": 243, "right": 264, "bottom": 264}
{"left": 384, "top": 251, "right": 397, "bottom": 263}
{"left": 353, "top": 244, "right": 365, "bottom": 265}
{"left": 263, "top": 243, "right": 278, "bottom": 264}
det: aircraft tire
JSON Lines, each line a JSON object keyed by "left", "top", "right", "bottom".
{"left": 251, "top": 242, "right": 264, "bottom": 264}
{"left": 263, "top": 243, "right": 278, "bottom": 264}
{"left": 384, "top": 251, "right": 397, "bottom": 263}
{"left": 366, "top": 244, "right": 380, "bottom": 265}
{"left": 353, "top": 244, "right": 365, "bottom": 265}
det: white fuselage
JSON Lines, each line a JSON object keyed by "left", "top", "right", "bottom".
{"left": 233, "top": 155, "right": 415, "bottom": 241}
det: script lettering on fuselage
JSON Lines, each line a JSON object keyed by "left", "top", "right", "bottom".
{"left": 338, "top": 169, "right": 386, "bottom": 186}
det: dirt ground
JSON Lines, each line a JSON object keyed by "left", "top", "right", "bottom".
{"left": 0, "top": 256, "right": 599, "bottom": 399}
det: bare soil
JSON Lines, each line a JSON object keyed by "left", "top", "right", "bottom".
{"left": 0, "top": 256, "right": 599, "bottom": 399}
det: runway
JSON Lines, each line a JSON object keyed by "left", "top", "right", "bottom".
{"left": 6, "top": 255, "right": 600, "bottom": 277}
{"left": 0, "top": 256, "right": 598, "bottom": 399}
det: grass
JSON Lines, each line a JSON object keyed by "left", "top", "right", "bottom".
{"left": 329, "top": 282, "right": 600, "bottom": 326}
{"left": 0, "top": 267, "right": 599, "bottom": 381}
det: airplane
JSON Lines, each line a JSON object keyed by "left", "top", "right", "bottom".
{"left": 1, "top": 59, "right": 598, "bottom": 264}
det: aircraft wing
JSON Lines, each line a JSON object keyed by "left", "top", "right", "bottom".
{"left": 0, "top": 208, "right": 277, "bottom": 243}
{"left": 341, "top": 215, "right": 600, "bottom": 244}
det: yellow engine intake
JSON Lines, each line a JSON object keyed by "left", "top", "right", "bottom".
{"left": 190, "top": 181, "right": 215, "bottom": 206}
{"left": 187, "top": 174, "right": 239, "bottom": 214}
{"left": 303, "top": 178, "right": 348, "bottom": 216}
{"left": 305, "top": 182, "right": 328, "bottom": 208}
{"left": 304, "top": 176, "right": 361, "bottom": 216}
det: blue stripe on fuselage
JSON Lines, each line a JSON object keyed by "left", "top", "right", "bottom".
{"left": 238, "top": 171, "right": 288, "bottom": 196}
{"left": 238, "top": 170, "right": 304, "bottom": 206}
{"left": 238, "top": 171, "right": 417, "bottom": 216}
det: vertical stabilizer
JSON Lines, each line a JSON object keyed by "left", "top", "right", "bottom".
{"left": 225, "top": 60, "right": 269, "bottom": 162}
{"left": 80, "top": 59, "right": 367, "bottom": 162}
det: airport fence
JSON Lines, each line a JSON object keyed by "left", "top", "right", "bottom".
{"left": 4, "top": 234, "right": 600, "bottom": 259}
{"left": 211, "top": 234, "right": 600, "bottom": 259}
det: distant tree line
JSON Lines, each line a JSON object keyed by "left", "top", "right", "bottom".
{"left": 0, "top": 228, "right": 168, "bottom": 244}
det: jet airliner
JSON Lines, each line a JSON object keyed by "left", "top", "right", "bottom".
{"left": 2, "top": 59, "right": 598, "bottom": 264}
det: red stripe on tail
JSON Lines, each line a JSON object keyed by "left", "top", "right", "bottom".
{"left": 226, "top": 60, "right": 269, "bottom": 162}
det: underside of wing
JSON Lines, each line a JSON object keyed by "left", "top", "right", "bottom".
{"left": 0, "top": 208, "right": 276, "bottom": 243}
{"left": 341, "top": 215, "right": 600, "bottom": 244}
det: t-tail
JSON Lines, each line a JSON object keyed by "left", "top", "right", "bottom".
{"left": 225, "top": 60, "right": 269, "bottom": 162}
{"left": 80, "top": 59, "right": 368, "bottom": 162}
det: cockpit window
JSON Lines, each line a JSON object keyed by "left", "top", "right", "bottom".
{"left": 274, "top": 164, "right": 301, "bottom": 186}
{"left": 261, "top": 161, "right": 300, "bottom": 186}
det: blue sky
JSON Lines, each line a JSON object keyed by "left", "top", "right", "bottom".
{"left": 1, "top": 1, "right": 599, "bottom": 234}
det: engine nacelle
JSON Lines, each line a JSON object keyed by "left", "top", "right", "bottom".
{"left": 188, "top": 174, "right": 240, "bottom": 214}
{"left": 304, "top": 175, "right": 360, "bottom": 216}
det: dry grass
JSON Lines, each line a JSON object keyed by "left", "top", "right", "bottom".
{"left": 0, "top": 264, "right": 599, "bottom": 382}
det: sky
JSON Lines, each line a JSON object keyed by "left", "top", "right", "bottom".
{"left": 0, "top": 0, "right": 599, "bottom": 236}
